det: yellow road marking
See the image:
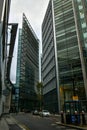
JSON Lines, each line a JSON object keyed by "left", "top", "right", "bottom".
{"left": 11, "top": 116, "right": 30, "bottom": 130}
{"left": 18, "top": 124, "right": 30, "bottom": 130}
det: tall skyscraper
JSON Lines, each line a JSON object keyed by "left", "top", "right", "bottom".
{"left": 16, "top": 14, "right": 39, "bottom": 111}
{"left": 42, "top": 0, "right": 87, "bottom": 113}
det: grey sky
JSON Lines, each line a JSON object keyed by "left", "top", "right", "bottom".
{"left": 9, "top": 0, "right": 49, "bottom": 83}
{"left": 9, "top": 0, "right": 49, "bottom": 38}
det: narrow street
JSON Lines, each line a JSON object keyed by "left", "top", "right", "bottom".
{"left": 8, "top": 113, "right": 82, "bottom": 130}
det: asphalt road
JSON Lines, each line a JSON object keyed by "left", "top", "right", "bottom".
{"left": 13, "top": 113, "right": 80, "bottom": 130}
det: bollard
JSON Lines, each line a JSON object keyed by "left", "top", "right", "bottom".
{"left": 61, "top": 111, "right": 64, "bottom": 123}
{"left": 66, "top": 110, "right": 71, "bottom": 124}
{"left": 81, "top": 111, "right": 86, "bottom": 125}
{"left": 75, "top": 111, "right": 78, "bottom": 124}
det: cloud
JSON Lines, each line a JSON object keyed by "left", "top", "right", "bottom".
{"left": 9, "top": 0, "right": 49, "bottom": 38}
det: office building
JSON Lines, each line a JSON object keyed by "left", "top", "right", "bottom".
{"left": 0, "top": 0, "right": 12, "bottom": 115}
{"left": 16, "top": 14, "right": 39, "bottom": 111}
{"left": 0, "top": 0, "right": 18, "bottom": 115}
{"left": 10, "top": 29, "right": 22, "bottom": 113}
{"left": 42, "top": 0, "right": 87, "bottom": 112}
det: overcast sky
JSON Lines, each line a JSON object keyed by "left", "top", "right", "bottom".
{"left": 9, "top": 0, "right": 49, "bottom": 83}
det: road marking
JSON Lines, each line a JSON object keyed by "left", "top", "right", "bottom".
{"left": 19, "top": 124, "right": 26, "bottom": 130}
{"left": 11, "top": 116, "right": 31, "bottom": 130}
{"left": 19, "top": 124, "right": 30, "bottom": 130}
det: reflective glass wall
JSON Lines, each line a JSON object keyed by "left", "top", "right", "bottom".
{"left": 53, "top": 0, "right": 86, "bottom": 110}
{"left": 19, "top": 14, "right": 39, "bottom": 111}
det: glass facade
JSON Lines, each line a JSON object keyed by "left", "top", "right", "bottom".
{"left": 16, "top": 29, "right": 22, "bottom": 89}
{"left": 72, "top": 0, "right": 87, "bottom": 98}
{"left": 54, "top": 0, "right": 86, "bottom": 110}
{"left": 42, "top": 0, "right": 87, "bottom": 112}
{"left": 42, "top": 1, "right": 58, "bottom": 112}
{"left": 18, "top": 14, "right": 39, "bottom": 111}
{"left": 13, "top": 29, "right": 22, "bottom": 112}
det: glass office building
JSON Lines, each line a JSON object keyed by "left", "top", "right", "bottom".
{"left": 17, "top": 14, "right": 39, "bottom": 111}
{"left": 10, "top": 29, "right": 22, "bottom": 112}
{"left": 42, "top": 1, "right": 58, "bottom": 112}
{"left": 42, "top": 0, "right": 87, "bottom": 112}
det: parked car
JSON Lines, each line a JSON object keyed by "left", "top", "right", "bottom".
{"left": 32, "top": 110, "right": 39, "bottom": 115}
{"left": 39, "top": 110, "right": 50, "bottom": 117}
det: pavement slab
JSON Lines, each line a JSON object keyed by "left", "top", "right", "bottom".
{"left": 0, "top": 118, "right": 9, "bottom": 130}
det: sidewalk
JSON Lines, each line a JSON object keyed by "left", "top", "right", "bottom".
{"left": 0, "top": 117, "right": 9, "bottom": 130}
{"left": 52, "top": 114, "right": 87, "bottom": 130}
{"left": 0, "top": 114, "right": 23, "bottom": 130}
{"left": 56, "top": 121, "right": 87, "bottom": 130}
